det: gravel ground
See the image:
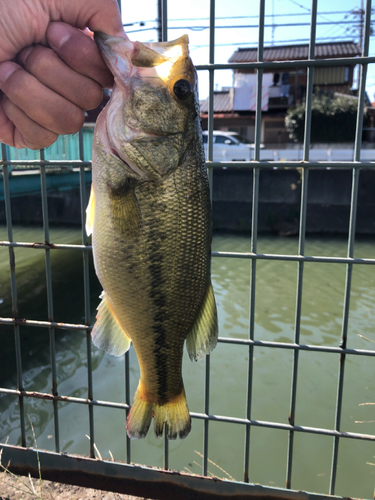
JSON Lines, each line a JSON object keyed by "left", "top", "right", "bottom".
{"left": 0, "top": 473, "right": 147, "bottom": 500}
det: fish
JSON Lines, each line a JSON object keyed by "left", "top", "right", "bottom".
{"left": 86, "top": 31, "right": 218, "bottom": 440}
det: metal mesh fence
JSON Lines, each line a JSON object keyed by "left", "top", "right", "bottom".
{"left": 1, "top": 0, "right": 375, "bottom": 498}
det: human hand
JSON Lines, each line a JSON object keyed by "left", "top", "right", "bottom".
{"left": 0, "top": 0, "right": 124, "bottom": 149}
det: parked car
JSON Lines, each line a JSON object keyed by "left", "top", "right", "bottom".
{"left": 202, "top": 131, "right": 261, "bottom": 162}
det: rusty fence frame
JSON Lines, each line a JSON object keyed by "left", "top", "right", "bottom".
{"left": 1, "top": 0, "right": 375, "bottom": 498}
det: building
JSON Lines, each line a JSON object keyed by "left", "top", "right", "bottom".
{"left": 200, "top": 41, "right": 363, "bottom": 145}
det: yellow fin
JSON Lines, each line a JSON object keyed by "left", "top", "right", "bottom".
{"left": 127, "top": 383, "right": 191, "bottom": 440}
{"left": 91, "top": 291, "right": 131, "bottom": 356}
{"left": 126, "top": 388, "right": 153, "bottom": 439}
{"left": 85, "top": 185, "right": 95, "bottom": 237}
{"left": 186, "top": 282, "right": 218, "bottom": 362}
{"left": 153, "top": 388, "right": 191, "bottom": 439}
{"left": 109, "top": 187, "right": 141, "bottom": 238}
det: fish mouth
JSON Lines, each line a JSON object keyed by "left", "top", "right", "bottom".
{"left": 94, "top": 31, "right": 135, "bottom": 84}
{"left": 96, "top": 104, "right": 134, "bottom": 173}
{"left": 96, "top": 97, "right": 139, "bottom": 176}
{"left": 107, "top": 134, "right": 136, "bottom": 174}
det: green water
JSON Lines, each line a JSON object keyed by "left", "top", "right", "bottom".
{"left": 0, "top": 226, "right": 374, "bottom": 498}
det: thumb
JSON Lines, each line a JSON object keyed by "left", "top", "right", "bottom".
{"left": 0, "top": 0, "right": 125, "bottom": 62}
{"left": 50, "top": 0, "right": 124, "bottom": 37}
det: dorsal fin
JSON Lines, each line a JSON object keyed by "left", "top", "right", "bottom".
{"left": 131, "top": 42, "right": 168, "bottom": 67}
{"left": 145, "top": 35, "right": 189, "bottom": 57}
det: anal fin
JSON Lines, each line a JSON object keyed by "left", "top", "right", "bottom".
{"left": 186, "top": 282, "right": 218, "bottom": 362}
{"left": 91, "top": 291, "right": 131, "bottom": 356}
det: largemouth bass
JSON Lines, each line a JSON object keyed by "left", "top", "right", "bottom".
{"left": 86, "top": 32, "right": 218, "bottom": 440}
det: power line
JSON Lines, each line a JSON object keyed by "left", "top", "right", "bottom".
{"left": 130, "top": 19, "right": 362, "bottom": 33}
{"left": 285, "top": 0, "right": 336, "bottom": 23}
{"left": 126, "top": 27, "right": 158, "bottom": 33}
{"left": 286, "top": 0, "right": 310, "bottom": 13}
{"left": 319, "top": 12, "right": 351, "bottom": 39}
{"left": 189, "top": 35, "right": 363, "bottom": 50}
{"left": 125, "top": 8, "right": 372, "bottom": 50}
{"left": 179, "top": 20, "right": 357, "bottom": 30}
{"left": 130, "top": 11, "right": 352, "bottom": 24}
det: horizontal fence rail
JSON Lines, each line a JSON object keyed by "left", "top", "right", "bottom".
{"left": 0, "top": 443, "right": 349, "bottom": 500}
{"left": 1, "top": 0, "right": 375, "bottom": 499}
{"left": 196, "top": 55, "right": 375, "bottom": 71}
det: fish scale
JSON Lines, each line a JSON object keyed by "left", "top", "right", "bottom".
{"left": 86, "top": 32, "right": 218, "bottom": 439}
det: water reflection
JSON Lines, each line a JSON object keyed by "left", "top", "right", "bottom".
{"left": 0, "top": 227, "right": 374, "bottom": 497}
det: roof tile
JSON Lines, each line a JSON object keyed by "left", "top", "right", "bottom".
{"left": 228, "top": 41, "right": 361, "bottom": 63}
{"left": 200, "top": 91, "right": 233, "bottom": 114}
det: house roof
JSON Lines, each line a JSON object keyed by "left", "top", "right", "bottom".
{"left": 200, "top": 90, "right": 233, "bottom": 114}
{"left": 228, "top": 41, "right": 361, "bottom": 63}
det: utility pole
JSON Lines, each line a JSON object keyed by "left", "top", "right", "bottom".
{"left": 350, "top": 0, "right": 373, "bottom": 50}
{"left": 157, "top": 0, "right": 167, "bottom": 42}
{"left": 157, "top": 0, "right": 162, "bottom": 42}
{"left": 360, "top": 0, "right": 364, "bottom": 49}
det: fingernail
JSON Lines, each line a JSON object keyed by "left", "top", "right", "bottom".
{"left": 47, "top": 22, "right": 72, "bottom": 50}
{"left": 0, "top": 62, "right": 19, "bottom": 85}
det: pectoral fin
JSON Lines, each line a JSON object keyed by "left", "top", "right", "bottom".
{"left": 110, "top": 187, "right": 141, "bottom": 238}
{"left": 86, "top": 185, "right": 95, "bottom": 237}
{"left": 186, "top": 282, "right": 218, "bottom": 362}
{"left": 92, "top": 291, "right": 131, "bottom": 356}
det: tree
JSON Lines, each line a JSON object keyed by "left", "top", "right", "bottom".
{"left": 285, "top": 94, "right": 360, "bottom": 143}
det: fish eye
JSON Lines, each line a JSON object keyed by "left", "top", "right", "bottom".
{"left": 173, "top": 79, "right": 192, "bottom": 100}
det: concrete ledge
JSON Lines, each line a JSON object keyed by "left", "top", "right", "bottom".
{"left": 0, "top": 444, "right": 349, "bottom": 500}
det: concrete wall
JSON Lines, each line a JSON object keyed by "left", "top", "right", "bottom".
{"left": 0, "top": 187, "right": 90, "bottom": 226}
{"left": 212, "top": 167, "right": 375, "bottom": 235}
{"left": 1, "top": 169, "right": 374, "bottom": 235}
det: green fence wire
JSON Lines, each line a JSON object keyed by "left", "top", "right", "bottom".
{"left": 1, "top": 0, "right": 375, "bottom": 498}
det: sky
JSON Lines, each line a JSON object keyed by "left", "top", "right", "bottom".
{"left": 119, "top": 0, "right": 375, "bottom": 102}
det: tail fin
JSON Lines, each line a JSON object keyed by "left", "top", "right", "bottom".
{"left": 127, "top": 385, "right": 191, "bottom": 440}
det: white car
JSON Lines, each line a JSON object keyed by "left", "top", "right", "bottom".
{"left": 202, "top": 131, "right": 258, "bottom": 162}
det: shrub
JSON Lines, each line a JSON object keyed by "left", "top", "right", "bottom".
{"left": 285, "top": 94, "right": 360, "bottom": 142}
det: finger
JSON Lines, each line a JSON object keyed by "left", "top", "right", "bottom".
{"left": 17, "top": 44, "right": 104, "bottom": 110}
{"left": 46, "top": 23, "right": 114, "bottom": 89}
{"left": 0, "top": 61, "right": 85, "bottom": 136}
{"left": 52, "top": 0, "right": 124, "bottom": 37}
{"left": 0, "top": 95, "right": 18, "bottom": 147}
{"left": 2, "top": 95, "right": 58, "bottom": 150}
{"left": 1, "top": 0, "right": 124, "bottom": 63}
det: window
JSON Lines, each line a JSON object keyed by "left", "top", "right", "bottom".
{"left": 215, "top": 135, "right": 236, "bottom": 144}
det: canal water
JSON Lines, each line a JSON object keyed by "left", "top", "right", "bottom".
{"left": 0, "top": 226, "right": 374, "bottom": 498}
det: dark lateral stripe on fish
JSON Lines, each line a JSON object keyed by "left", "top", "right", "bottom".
{"left": 148, "top": 233, "right": 170, "bottom": 403}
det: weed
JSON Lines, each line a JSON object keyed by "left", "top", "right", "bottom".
{"left": 194, "top": 450, "right": 235, "bottom": 481}
{"left": 0, "top": 417, "right": 53, "bottom": 499}
{"left": 1, "top": 429, "right": 124, "bottom": 499}
{"left": 358, "top": 334, "right": 375, "bottom": 344}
